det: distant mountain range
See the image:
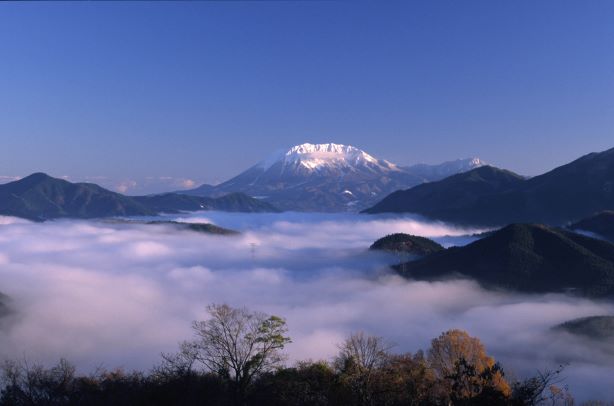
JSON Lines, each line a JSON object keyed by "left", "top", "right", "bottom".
{"left": 396, "top": 223, "right": 614, "bottom": 298}
{"left": 9, "top": 145, "right": 613, "bottom": 222}
{"left": 181, "top": 143, "right": 485, "bottom": 211}
{"left": 401, "top": 158, "right": 485, "bottom": 182}
{"left": 133, "top": 192, "right": 278, "bottom": 214}
{"left": 365, "top": 147, "right": 614, "bottom": 226}
{"left": 0, "top": 173, "right": 277, "bottom": 221}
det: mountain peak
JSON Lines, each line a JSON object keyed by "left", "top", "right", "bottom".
{"left": 466, "top": 157, "right": 485, "bottom": 166}
{"left": 283, "top": 142, "right": 381, "bottom": 170}
{"left": 21, "top": 172, "right": 54, "bottom": 182}
{"left": 257, "top": 142, "right": 390, "bottom": 173}
{"left": 286, "top": 143, "right": 363, "bottom": 156}
{"left": 185, "top": 142, "right": 492, "bottom": 211}
{"left": 11, "top": 172, "right": 60, "bottom": 190}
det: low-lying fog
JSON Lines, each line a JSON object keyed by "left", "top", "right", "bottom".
{"left": 0, "top": 212, "right": 613, "bottom": 401}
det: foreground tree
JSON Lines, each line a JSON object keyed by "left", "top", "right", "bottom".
{"left": 0, "top": 358, "right": 76, "bottom": 405}
{"left": 250, "top": 361, "right": 337, "bottom": 406}
{"left": 375, "top": 351, "right": 443, "bottom": 406}
{"left": 512, "top": 364, "right": 571, "bottom": 406}
{"left": 428, "top": 329, "right": 511, "bottom": 403}
{"left": 189, "top": 303, "right": 291, "bottom": 404}
{"left": 335, "top": 332, "right": 394, "bottom": 406}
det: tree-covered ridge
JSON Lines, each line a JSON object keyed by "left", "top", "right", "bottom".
{"left": 146, "top": 221, "right": 239, "bottom": 235}
{"left": 370, "top": 233, "right": 444, "bottom": 256}
{"left": 0, "top": 173, "right": 155, "bottom": 220}
{"left": 554, "top": 315, "right": 614, "bottom": 340}
{"left": 363, "top": 166, "right": 524, "bottom": 225}
{"left": 0, "top": 173, "right": 278, "bottom": 221}
{"left": 571, "top": 211, "right": 614, "bottom": 242}
{"left": 396, "top": 224, "right": 614, "bottom": 297}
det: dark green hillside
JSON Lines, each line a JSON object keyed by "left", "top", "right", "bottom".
{"left": 571, "top": 211, "right": 614, "bottom": 241}
{"left": 554, "top": 315, "right": 614, "bottom": 340}
{"left": 398, "top": 224, "right": 614, "bottom": 297}
{"left": 365, "top": 147, "right": 614, "bottom": 226}
{"left": 370, "top": 233, "right": 444, "bottom": 256}
{"left": 0, "top": 173, "right": 154, "bottom": 220}
{"left": 513, "top": 147, "right": 614, "bottom": 225}
{"left": 363, "top": 166, "right": 525, "bottom": 225}
{"left": 147, "top": 221, "right": 239, "bottom": 235}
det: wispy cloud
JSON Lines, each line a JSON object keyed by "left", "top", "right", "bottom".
{"left": 0, "top": 176, "right": 21, "bottom": 184}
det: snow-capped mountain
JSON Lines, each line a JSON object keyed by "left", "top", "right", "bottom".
{"left": 403, "top": 157, "right": 486, "bottom": 182}
{"left": 254, "top": 143, "right": 400, "bottom": 177}
{"left": 183, "top": 143, "right": 485, "bottom": 212}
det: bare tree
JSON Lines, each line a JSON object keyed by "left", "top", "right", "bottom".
{"left": 154, "top": 340, "right": 200, "bottom": 382}
{"left": 512, "top": 364, "right": 570, "bottom": 406}
{"left": 336, "top": 332, "right": 393, "bottom": 373}
{"left": 0, "top": 358, "right": 75, "bottom": 405}
{"left": 335, "top": 331, "right": 394, "bottom": 406}
{"left": 190, "top": 303, "right": 291, "bottom": 404}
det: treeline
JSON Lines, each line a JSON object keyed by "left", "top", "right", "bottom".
{"left": 0, "top": 304, "right": 600, "bottom": 406}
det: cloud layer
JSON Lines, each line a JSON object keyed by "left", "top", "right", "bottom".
{"left": 0, "top": 212, "right": 612, "bottom": 400}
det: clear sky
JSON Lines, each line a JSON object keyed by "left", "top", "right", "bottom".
{"left": 1, "top": 0, "right": 613, "bottom": 193}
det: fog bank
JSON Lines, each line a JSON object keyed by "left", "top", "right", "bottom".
{"left": 0, "top": 212, "right": 612, "bottom": 400}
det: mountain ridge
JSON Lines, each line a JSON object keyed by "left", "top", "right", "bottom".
{"left": 365, "top": 147, "right": 614, "bottom": 226}
{"left": 396, "top": 223, "right": 614, "bottom": 297}
{"left": 363, "top": 166, "right": 525, "bottom": 223}
{"left": 0, "top": 173, "right": 277, "bottom": 221}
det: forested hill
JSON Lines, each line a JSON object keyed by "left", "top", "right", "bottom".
{"left": 363, "top": 166, "right": 524, "bottom": 224}
{"left": 370, "top": 233, "right": 444, "bottom": 256}
{"left": 397, "top": 224, "right": 614, "bottom": 297}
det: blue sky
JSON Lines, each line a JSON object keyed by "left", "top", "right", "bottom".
{"left": 1, "top": 1, "right": 613, "bottom": 193}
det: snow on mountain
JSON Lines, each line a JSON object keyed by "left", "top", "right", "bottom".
{"left": 404, "top": 157, "right": 486, "bottom": 182}
{"left": 258, "top": 143, "right": 399, "bottom": 174}
{"left": 183, "top": 143, "right": 487, "bottom": 212}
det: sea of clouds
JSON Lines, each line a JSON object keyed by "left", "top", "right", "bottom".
{"left": 0, "top": 212, "right": 613, "bottom": 400}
